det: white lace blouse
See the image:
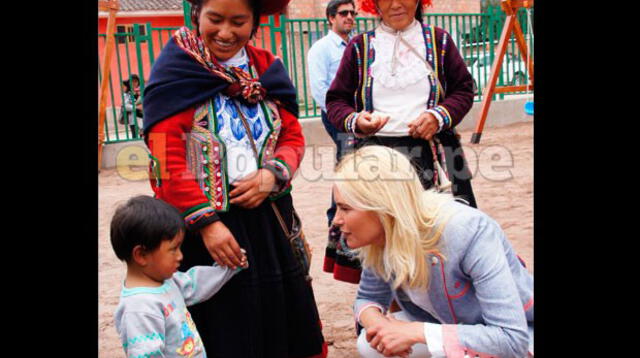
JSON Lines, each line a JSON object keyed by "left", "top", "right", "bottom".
{"left": 370, "top": 20, "right": 444, "bottom": 137}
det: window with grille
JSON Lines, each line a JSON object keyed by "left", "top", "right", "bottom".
{"left": 115, "top": 24, "right": 147, "bottom": 44}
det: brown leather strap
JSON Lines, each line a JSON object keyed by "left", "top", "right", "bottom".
{"left": 231, "top": 100, "right": 291, "bottom": 236}
{"left": 232, "top": 100, "right": 261, "bottom": 161}
{"left": 271, "top": 201, "right": 290, "bottom": 238}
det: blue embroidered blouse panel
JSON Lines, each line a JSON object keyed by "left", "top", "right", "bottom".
{"left": 213, "top": 48, "right": 269, "bottom": 184}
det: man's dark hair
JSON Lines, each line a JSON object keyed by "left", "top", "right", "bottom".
{"left": 110, "top": 195, "right": 185, "bottom": 262}
{"left": 326, "top": 0, "right": 356, "bottom": 25}
{"left": 187, "top": 0, "right": 262, "bottom": 38}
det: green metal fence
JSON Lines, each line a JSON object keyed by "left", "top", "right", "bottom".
{"left": 98, "top": 5, "right": 532, "bottom": 143}
{"left": 98, "top": 23, "right": 164, "bottom": 143}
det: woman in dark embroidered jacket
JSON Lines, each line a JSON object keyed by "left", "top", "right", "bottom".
{"left": 323, "top": 0, "right": 478, "bottom": 285}
{"left": 141, "top": 0, "right": 326, "bottom": 357}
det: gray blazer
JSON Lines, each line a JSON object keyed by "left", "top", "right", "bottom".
{"left": 354, "top": 201, "right": 533, "bottom": 358}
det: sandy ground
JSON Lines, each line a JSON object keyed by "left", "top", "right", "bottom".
{"left": 98, "top": 121, "right": 533, "bottom": 357}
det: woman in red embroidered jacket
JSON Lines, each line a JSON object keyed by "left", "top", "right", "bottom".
{"left": 323, "top": 0, "right": 478, "bottom": 285}
{"left": 141, "top": 0, "right": 326, "bottom": 357}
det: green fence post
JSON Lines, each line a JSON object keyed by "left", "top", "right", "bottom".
{"left": 133, "top": 24, "right": 147, "bottom": 97}
{"left": 146, "top": 23, "right": 155, "bottom": 67}
{"left": 268, "top": 16, "right": 278, "bottom": 57}
{"left": 297, "top": 20, "right": 310, "bottom": 117}
{"left": 122, "top": 34, "right": 135, "bottom": 140}
{"left": 113, "top": 35, "right": 126, "bottom": 141}
{"left": 183, "top": 0, "right": 193, "bottom": 29}
{"left": 273, "top": 15, "right": 290, "bottom": 72}
{"left": 108, "top": 64, "right": 120, "bottom": 142}
{"left": 133, "top": 24, "right": 148, "bottom": 139}
{"left": 486, "top": 5, "right": 498, "bottom": 101}
{"left": 496, "top": 6, "right": 506, "bottom": 100}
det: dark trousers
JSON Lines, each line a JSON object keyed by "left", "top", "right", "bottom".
{"left": 321, "top": 111, "right": 354, "bottom": 225}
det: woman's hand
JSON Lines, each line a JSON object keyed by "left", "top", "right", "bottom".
{"left": 359, "top": 307, "right": 413, "bottom": 358}
{"left": 229, "top": 168, "right": 276, "bottom": 209}
{"left": 367, "top": 313, "right": 425, "bottom": 357}
{"left": 356, "top": 111, "right": 389, "bottom": 136}
{"left": 200, "top": 221, "right": 245, "bottom": 269}
{"left": 408, "top": 112, "right": 439, "bottom": 140}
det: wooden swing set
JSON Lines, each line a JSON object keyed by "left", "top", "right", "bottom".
{"left": 470, "top": 0, "right": 534, "bottom": 144}
{"left": 98, "top": 0, "right": 119, "bottom": 171}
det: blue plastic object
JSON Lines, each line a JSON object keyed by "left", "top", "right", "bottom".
{"left": 524, "top": 101, "right": 534, "bottom": 116}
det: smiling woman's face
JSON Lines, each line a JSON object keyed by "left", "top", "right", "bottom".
{"left": 332, "top": 185, "right": 385, "bottom": 249}
{"left": 376, "top": 0, "right": 419, "bottom": 31}
{"left": 198, "top": 0, "right": 254, "bottom": 61}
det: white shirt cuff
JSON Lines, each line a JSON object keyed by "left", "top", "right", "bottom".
{"left": 424, "top": 322, "right": 446, "bottom": 357}
{"left": 426, "top": 109, "right": 445, "bottom": 133}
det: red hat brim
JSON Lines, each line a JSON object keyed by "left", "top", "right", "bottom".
{"left": 261, "top": 0, "right": 291, "bottom": 15}
{"left": 358, "top": 0, "right": 433, "bottom": 15}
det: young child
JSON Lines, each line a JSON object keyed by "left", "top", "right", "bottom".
{"left": 110, "top": 195, "right": 247, "bottom": 357}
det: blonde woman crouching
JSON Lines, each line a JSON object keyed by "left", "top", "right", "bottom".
{"left": 332, "top": 145, "right": 533, "bottom": 358}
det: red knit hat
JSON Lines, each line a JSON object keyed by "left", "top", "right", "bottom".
{"left": 358, "top": 0, "right": 433, "bottom": 15}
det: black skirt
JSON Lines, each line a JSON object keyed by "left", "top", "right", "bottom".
{"left": 355, "top": 130, "right": 477, "bottom": 208}
{"left": 179, "top": 193, "right": 325, "bottom": 358}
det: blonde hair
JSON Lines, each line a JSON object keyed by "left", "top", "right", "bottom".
{"left": 334, "top": 145, "right": 454, "bottom": 290}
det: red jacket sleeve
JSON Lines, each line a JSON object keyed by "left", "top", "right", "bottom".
{"left": 247, "top": 45, "right": 306, "bottom": 184}
{"left": 147, "top": 107, "right": 219, "bottom": 230}
{"left": 266, "top": 106, "right": 305, "bottom": 182}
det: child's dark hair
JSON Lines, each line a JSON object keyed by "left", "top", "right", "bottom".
{"left": 110, "top": 195, "right": 185, "bottom": 262}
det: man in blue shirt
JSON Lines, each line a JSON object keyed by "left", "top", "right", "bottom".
{"left": 307, "top": 0, "right": 359, "bottom": 282}
{"left": 307, "top": 0, "right": 356, "bottom": 162}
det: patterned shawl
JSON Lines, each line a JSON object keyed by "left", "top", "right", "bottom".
{"left": 142, "top": 27, "right": 298, "bottom": 136}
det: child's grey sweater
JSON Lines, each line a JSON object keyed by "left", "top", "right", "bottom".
{"left": 114, "top": 265, "right": 240, "bottom": 357}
